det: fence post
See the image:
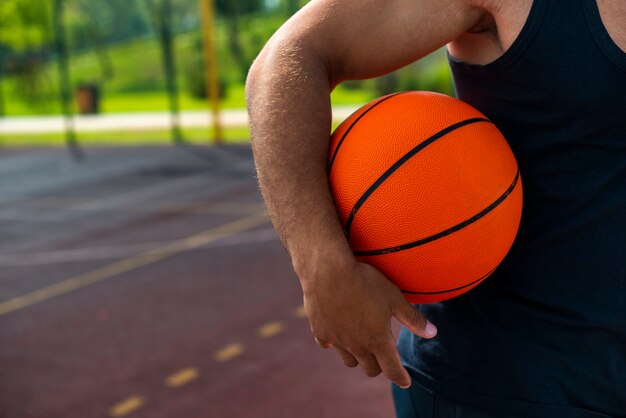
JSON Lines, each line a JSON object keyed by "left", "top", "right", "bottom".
{"left": 0, "top": 65, "right": 4, "bottom": 118}
{"left": 53, "top": 0, "right": 83, "bottom": 160}
{"left": 157, "top": 0, "right": 183, "bottom": 143}
{"left": 199, "top": 0, "right": 223, "bottom": 145}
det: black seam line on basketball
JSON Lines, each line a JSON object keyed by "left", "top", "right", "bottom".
{"left": 327, "top": 92, "right": 404, "bottom": 174}
{"left": 353, "top": 169, "right": 519, "bottom": 256}
{"left": 345, "top": 117, "right": 492, "bottom": 240}
{"left": 399, "top": 265, "right": 498, "bottom": 295}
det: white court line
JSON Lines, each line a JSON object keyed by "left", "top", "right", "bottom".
{"left": 0, "top": 106, "right": 359, "bottom": 133}
{"left": 0, "top": 197, "right": 263, "bottom": 223}
{"left": 0, "top": 211, "right": 63, "bottom": 223}
{"left": 0, "top": 153, "right": 253, "bottom": 222}
{"left": 0, "top": 212, "right": 269, "bottom": 317}
{"left": 0, "top": 190, "right": 258, "bottom": 224}
{"left": 0, "top": 227, "right": 277, "bottom": 268}
{"left": 11, "top": 198, "right": 262, "bottom": 212}
{"left": 0, "top": 169, "right": 253, "bottom": 224}
{"left": 68, "top": 156, "right": 252, "bottom": 214}
{"left": 0, "top": 204, "right": 262, "bottom": 222}
{"left": 72, "top": 175, "right": 220, "bottom": 211}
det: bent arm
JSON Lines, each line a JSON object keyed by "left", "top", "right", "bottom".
{"left": 247, "top": 0, "right": 486, "bottom": 389}
{"left": 247, "top": 0, "right": 483, "bottom": 284}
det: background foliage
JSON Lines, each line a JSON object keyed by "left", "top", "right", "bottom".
{"left": 0, "top": 0, "right": 454, "bottom": 116}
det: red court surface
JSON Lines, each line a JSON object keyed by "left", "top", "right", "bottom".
{"left": 0, "top": 146, "right": 395, "bottom": 418}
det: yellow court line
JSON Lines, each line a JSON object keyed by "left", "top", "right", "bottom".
{"left": 257, "top": 321, "right": 285, "bottom": 338}
{"left": 165, "top": 367, "right": 199, "bottom": 388}
{"left": 0, "top": 212, "right": 268, "bottom": 317}
{"left": 294, "top": 305, "right": 306, "bottom": 318}
{"left": 214, "top": 343, "right": 245, "bottom": 362}
{"left": 109, "top": 396, "right": 145, "bottom": 417}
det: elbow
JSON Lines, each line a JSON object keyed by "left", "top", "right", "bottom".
{"left": 245, "top": 51, "right": 265, "bottom": 109}
{"left": 246, "top": 33, "right": 336, "bottom": 104}
{"left": 245, "top": 36, "right": 288, "bottom": 115}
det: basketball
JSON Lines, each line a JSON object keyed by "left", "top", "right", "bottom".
{"left": 328, "top": 91, "right": 523, "bottom": 304}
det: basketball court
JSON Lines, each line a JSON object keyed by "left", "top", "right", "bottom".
{"left": 0, "top": 145, "right": 394, "bottom": 418}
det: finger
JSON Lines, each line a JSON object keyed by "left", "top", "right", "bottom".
{"left": 315, "top": 337, "right": 333, "bottom": 349}
{"left": 373, "top": 336, "right": 411, "bottom": 388}
{"left": 334, "top": 346, "right": 358, "bottom": 368}
{"left": 392, "top": 298, "right": 437, "bottom": 338}
{"left": 353, "top": 352, "right": 382, "bottom": 377}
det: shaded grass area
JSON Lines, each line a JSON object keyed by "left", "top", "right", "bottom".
{"left": 2, "top": 26, "right": 264, "bottom": 116}
{"left": 0, "top": 121, "right": 347, "bottom": 147}
{"left": 2, "top": 15, "right": 379, "bottom": 117}
{"left": 0, "top": 126, "right": 251, "bottom": 147}
{"left": 97, "top": 84, "right": 374, "bottom": 113}
{"left": 2, "top": 15, "right": 452, "bottom": 117}
{"left": 3, "top": 82, "right": 375, "bottom": 115}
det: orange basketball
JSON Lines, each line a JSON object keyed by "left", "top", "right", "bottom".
{"left": 328, "top": 91, "right": 523, "bottom": 304}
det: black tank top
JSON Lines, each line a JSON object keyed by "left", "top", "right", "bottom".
{"left": 397, "top": 1, "right": 626, "bottom": 417}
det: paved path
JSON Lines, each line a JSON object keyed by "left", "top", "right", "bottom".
{"left": 0, "top": 107, "right": 360, "bottom": 134}
{"left": 0, "top": 146, "right": 396, "bottom": 418}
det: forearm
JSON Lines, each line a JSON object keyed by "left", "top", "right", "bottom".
{"left": 246, "top": 37, "right": 354, "bottom": 288}
{"left": 244, "top": 0, "right": 470, "bottom": 385}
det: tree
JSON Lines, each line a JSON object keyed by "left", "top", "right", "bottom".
{"left": 215, "top": 0, "right": 264, "bottom": 81}
{"left": 215, "top": 0, "right": 263, "bottom": 15}
{"left": 284, "top": 0, "right": 299, "bottom": 16}
{"left": 0, "top": 0, "right": 52, "bottom": 51}
{"left": 0, "top": 0, "right": 54, "bottom": 114}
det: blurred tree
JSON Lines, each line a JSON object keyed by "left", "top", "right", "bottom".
{"left": 183, "top": 33, "right": 227, "bottom": 99}
{"left": 170, "top": 0, "right": 201, "bottom": 31}
{"left": 0, "top": 0, "right": 51, "bottom": 51}
{"left": 219, "top": 0, "right": 246, "bottom": 77}
{"left": 68, "top": 0, "right": 115, "bottom": 82}
{"left": 214, "top": 0, "right": 264, "bottom": 80}
{"left": 215, "top": 0, "right": 265, "bottom": 78}
{"left": 64, "top": 0, "right": 152, "bottom": 49}
{"left": 145, "top": 0, "right": 183, "bottom": 141}
{"left": 215, "top": 0, "right": 263, "bottom": 15}
{"left": 0, "top": 0, "right": 53, "bottom": 112}
{"left": 284, "top": 0, "right": 299, "bottom": 15}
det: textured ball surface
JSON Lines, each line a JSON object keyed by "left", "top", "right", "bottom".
{"left": 328, "top": 91, "right": 523, "bottom": 304}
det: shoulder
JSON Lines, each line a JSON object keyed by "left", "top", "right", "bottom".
{"left": 254, "top": 0, "right": 498, "bottom": 84}
{"left": 449, "top": 0, "right": 534, "bottom": 65}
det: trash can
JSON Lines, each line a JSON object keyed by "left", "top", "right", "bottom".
{"left": 76, "top": 83, "right": 100, "bottom": 114}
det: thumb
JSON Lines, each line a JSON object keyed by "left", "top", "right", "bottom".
{"left": 392, "top": 297, "right": 437, "bottom": 339}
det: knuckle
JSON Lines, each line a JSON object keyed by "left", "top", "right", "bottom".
{"left": 384, "top": 369, "right": 404, "bottom": 382}
{"left": 364, "top": 368, "right": 382, "bottom": 378}
{"left": 342, "top": 343, "right": 358, "bottom": 353}
{"left": 369, "top": 339, "right": 389, "bottom": 352}
{"left": 343, "top": 358, "right": 358, "bottom": 368}
{"left": 315, "top": 337, "right": 332, "bottom": 349}
{"left": 410, "top": 309, "right": 424, "bottom": 327}
{"left": 350, "top": 347, "right": 367, "bottom": 357}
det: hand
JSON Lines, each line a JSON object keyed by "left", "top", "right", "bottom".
{"left": 301, "top": 260, "right": 437, "bottom": 388}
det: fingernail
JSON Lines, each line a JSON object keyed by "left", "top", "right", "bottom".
{"left": 400, "top": 382, "right": 411, "bottom": 389}
{"left": 425, "top": 321, "right": 437, "bottom": 338}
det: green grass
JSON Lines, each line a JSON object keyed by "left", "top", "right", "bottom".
{"left": 0, "top": 10, "right": 453, "bottom": 152}
{"left": 0, "top": 10, "right": 453, "bottom": 118}
{"left": 2, "top": 82, "right": 376, "bottom": 116}
{"left": 0, "top": 126, "right": 251, "bottom": 147}
{"left": 0, "top": 120, "right": 351, "bottom": 148}
{"left": 1, "top": 15, "right": 285, "bottom": 116}
{"left": 99, "top": 83, "right": 374, "bottom": 113}
{"left": 0, "top": 13, "right": 388, "bottom": 117}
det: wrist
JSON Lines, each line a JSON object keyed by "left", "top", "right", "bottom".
{"left": 292, "top": 238, "right": 356, "bottom": 295}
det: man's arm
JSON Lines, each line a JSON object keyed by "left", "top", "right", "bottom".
{"left": 246, "top": 0, "right": 485, "bottom": 388}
